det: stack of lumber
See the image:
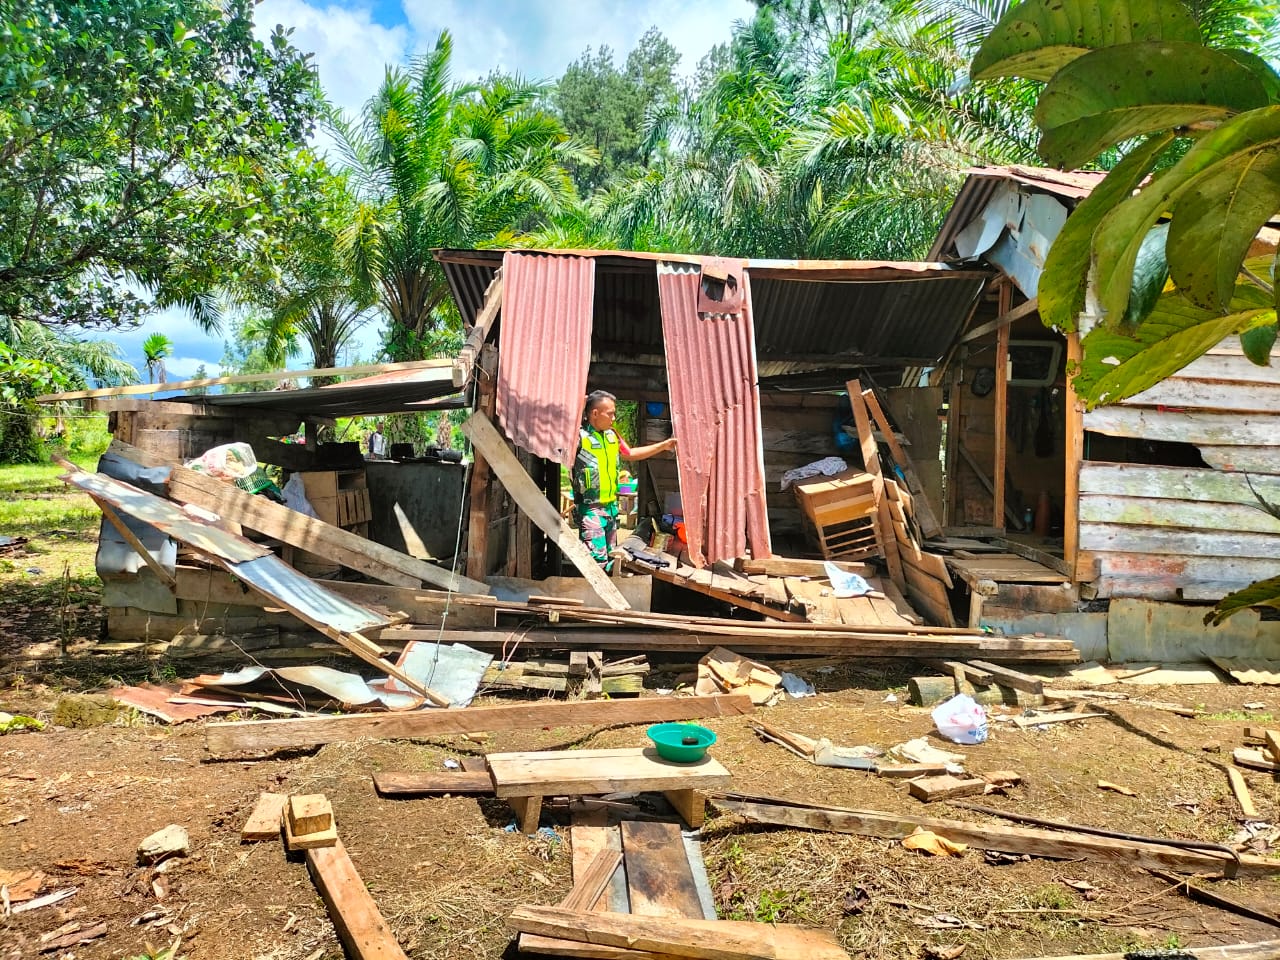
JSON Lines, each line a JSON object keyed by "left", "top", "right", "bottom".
{"left": 482, "top": 654, "right": 648, "bottom": 696}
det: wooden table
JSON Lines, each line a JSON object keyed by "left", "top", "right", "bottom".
{"left": 487, "top": 746, "right": 731, "bottom": 833}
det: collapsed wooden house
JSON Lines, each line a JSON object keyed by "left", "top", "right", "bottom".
{"left": 40, "top": 165, "right": 1280, "bottom": 672}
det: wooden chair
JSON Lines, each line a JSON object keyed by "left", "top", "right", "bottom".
{"left": 792, "top": 469, "right": 889, "bottom": 562}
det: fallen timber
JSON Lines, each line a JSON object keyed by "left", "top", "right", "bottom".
{"left": 380, "top": 627, "right": 1078, "bottom": 661}
{"left": 205, "top": 692, "right": 755, "bottom": 757}
{"left": 711, "top": 793, "right": 1279, "bottom": 878}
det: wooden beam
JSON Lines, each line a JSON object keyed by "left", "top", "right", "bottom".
{"left": 847, "top": 379, "right": 905, "bottom": 592}
{"left": 508, "top": 905, "right": 851, "bottom": 960}
{"left": 962, "top": 659, "right": 1044, "bottom": 695}
{"left": 162, "top": 459, "right": 488, "bottom": 595}
{"left": 959, "top": 296, "right": 1040, "bottom": 344}
{"left": 1064, "top": 331, "right": 1083, "bottom": 573}
{"left": 205, "top": 693, "right": 755, "bottom": 757}
{"left": 453, "top": 268, "right": 504, "bottom": 387}
{"left": 945, "top": 363, "right": 962, "bottom": 525}
{"left": 306, "top": 840, "right": 409, "bottom": 960}
{"left": 463, "top": 410, "right": 629, "bottom": 610}
{"left": 860, "top": 388, "right": 942, "bottom": 538}
{"left": 39, "top": 358, "right": 454, "bottom": 403}
{"left": 1227, "top": 767, "right": 1258, "bottom": 818}
{"left": 466, "top": 344, "right": 498, "bottom": 581}
{"left": 90, "top": 495, "right": 177, "bottom": 589}
{"left": 993, "top": 284, "right": 1011, "bottom": 533}
{"left": 712, "top": 795, "right": 1279, "bottom": 877}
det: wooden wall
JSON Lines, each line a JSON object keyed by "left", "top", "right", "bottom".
{"left": 1079, "top": 336, "right": 1280, "bottom": 599}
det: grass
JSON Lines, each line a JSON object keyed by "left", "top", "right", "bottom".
{"left": 0, "top": 452, "right": 100, "bottom": 494}
{"left": 1205, "top": 710, "right": 1274, "bottom": 722}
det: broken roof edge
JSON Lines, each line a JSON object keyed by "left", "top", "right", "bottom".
{"left": 432, "top": 247, "right": 990, "bottom": 282}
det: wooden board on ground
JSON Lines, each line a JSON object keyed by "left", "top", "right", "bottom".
{"left": 561, "top": 849, "right": 623, "bottom": 912}
{"left": 463, "top": 411, "right": 629, "bottom": 611}
{"left": 620, "top": 821, "right": 704, "bottom": 919}
{"left": 508, "top": 905, "right": 851, "bottom": 960}
{"left": 306, "top": 840, "right": 409, "bottom": 960}
{"left": 571, "top": 822, "right": 625, "bottom": 914}
{"left": 1227, "top": 768, "right": 1258, "bottom": 818}
{"left": 712, "top": 794, "right": 1278, "bottom": 876}
{"left": 373, "top": 771, "right": 494, "bottom": 796}
{"left": 907, "top": 775, "right": 987, "bottom": 802}
{"left": 206, "top": 693, "right": 755, "bottom": 757}
{"left": 285, "top": 794, "right": 338, "bottom": 850}
{"left": 241, "top": 792, "right": 287, "bottom": 841}
{"left": 487, "top": 747, "right": 731, "bottom": 798}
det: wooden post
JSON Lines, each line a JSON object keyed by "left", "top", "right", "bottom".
{"left": 993, "top": 283, "right": 1011, "bottom": 533}
{"left": 847, "top": 379, "right": 905, "bottom": 592}
{"left": 1064, "top": 331, "right": 1083, "bottom": 574}
{"left": 462, "top": 410, "right": 630, "bottom": 610}
{"left": 466, "top": 345, "right": 498, "bottom": 582}
{"left": 945, "top": 362, "right": 962, "bottom": 526}
{"left": 515, "top": 449, "right": 533, "bottom": 579}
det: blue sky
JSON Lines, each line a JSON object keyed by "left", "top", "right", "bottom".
{"left": 116, "top": 0, "right": 755, "bottom": 384}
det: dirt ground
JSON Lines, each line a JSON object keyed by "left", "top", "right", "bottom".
{"left": 3, "top": 488, "right": 1280, "bottom": 960}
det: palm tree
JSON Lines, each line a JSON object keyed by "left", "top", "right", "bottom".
{"left": 330, "top": 32, "right": 594, "bottom": 360}
{"left": 142, "top": 333, "right": 173, "bottom": 384}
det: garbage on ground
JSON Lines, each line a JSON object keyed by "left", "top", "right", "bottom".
{"left": 930, "top": 693, "right": 988, "bottom": 745}
{"left": 902, "top": 829, "right": 967, "bottom": 857}
{"left": 779, "top": 672, "right": 816, "bottom": 698}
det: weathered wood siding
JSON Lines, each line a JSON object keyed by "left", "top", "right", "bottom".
{"left": 1079, "top": 337, "right": 1280, "bottom": 599}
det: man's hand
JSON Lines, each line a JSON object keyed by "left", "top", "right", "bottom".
{"left": 665, "top": 437, "right": 678, "bottom": 452}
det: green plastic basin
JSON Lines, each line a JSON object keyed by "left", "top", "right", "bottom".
{"left": 647, "top": 722, "right": 716, "bottom": 763}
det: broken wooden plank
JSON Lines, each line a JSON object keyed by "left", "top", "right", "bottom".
{"left": 907, "top": 775, "right": 987, "bottom": 802}
{"left": 306, "top": 839, "right": 409, "bottom": 960}
{"left": 710, "top": 794, "right": 1278, "bottom": 876}
{"left": 285, "top": 794, "right": 337, "bottom": 851}
{"left": 1012, "top": 712, "right": 1104, "bottom": 728}
{"left": 964, "top": 660, "right": 1044, "bottom": 695}
{"left": 241, "top": 792, "right": 287, "bottom": 841}
{"left": 1264, "top": 730, "right": 1280, "bottom": 763}
{"left": 1227, "top": 768, "right": 1258, "bottom": 818}
{"left": 372, "top": 771, "right": 495, "bottom": 796}
{"left": 877, "top": 762, "right": 949, "bottom": 779}
{"left": 206, "top": 694, "right": 755, "bottom": 757}
{"left": 463, "top": 411, "right": 629, "bottom": 611}
{"left": 1234, "top": 747, "right": 1280, "bottom": 773}
{"left": 508, "top": 904, "right": 851, "bottom": 960}
{"left": 861, "top": 388, "right": 942, "bottom": 538}
{"left": 847, "top": 379, "right": 904, "bottom": 592}
{"left": 560, "top": 848, "right": 623, "bottom": 912}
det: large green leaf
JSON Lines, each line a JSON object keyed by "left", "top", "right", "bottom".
{"left": 1207, "top": 575, "right": 1280, "bottom": 625}
{"left": 1240, "top": 322, "right": 1278, "bottom": 365}
{"left": 1165, "top": 106, "right": 1280, "bottom": 311}
{"left": 1074, "top": 284, "right": 1274, "bottom": 408}
{"left": 1122, "top": 223, "right": 1170, "bottom": 329}
{"left": 1037, "top": 134, "right": 1172, "bottom": 333}
{"left": 1036, "top": 43, "right": 1271, "bottom": 169}
{"left": 971, "top": 0, "right": 1200, "bottom": 82}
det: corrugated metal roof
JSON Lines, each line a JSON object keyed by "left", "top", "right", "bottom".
{"left": 657, "top": 261, "right": 771, "bottom": 566}
{"left": 929, "top": 165, "right": 1106, "bottom": 261}
{"left": 436, "top": 249, "right": 990, "bottom": 368}
{"left": 495, "top": 251, "right": 595, "bottom": 465}
{"left": 169, "top": 365, "right": 466, "bottom": 417}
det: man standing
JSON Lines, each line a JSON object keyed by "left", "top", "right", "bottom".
{"left": 366, "top": 420, "right": 388, "bottom": 460}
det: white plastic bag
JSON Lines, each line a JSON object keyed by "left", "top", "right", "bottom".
{"left": 185, "top": 442, "right": 257, "bottom": 481}
{"left": 931, "top": 693, "right": 989, "bottom": 745}
{"left": 824, "top": 561, "right": 871, "bottom": 598}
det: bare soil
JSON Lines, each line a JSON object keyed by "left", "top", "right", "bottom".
{"left": 3, "top": 496, "right": 1280, "bottom": 960}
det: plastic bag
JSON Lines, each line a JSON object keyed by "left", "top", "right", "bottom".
{"left": 824, "top": 561, "right": 871, "bottom": 598}
{"left": 186, "top": 442, "right": 258, "bottom": 481}
{"left": 930, "top": 693, "right": 988, "bottom": 745}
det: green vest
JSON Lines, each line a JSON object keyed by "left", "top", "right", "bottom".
{"left": 573, "top": 427, "right": 620, "bottom": 505}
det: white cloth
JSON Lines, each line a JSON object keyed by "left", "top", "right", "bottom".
{"left": 367, "top": 431, "right": 387, "bottom": 459}
{"left": 780, "top": 456, "right": 848, "bottom": 491}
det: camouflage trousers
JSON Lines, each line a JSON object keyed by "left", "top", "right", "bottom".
{"left": 576, "top": 501, "right": 619, "bottom": 571}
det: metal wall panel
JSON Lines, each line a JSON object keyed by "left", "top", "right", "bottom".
{"left": 495, "top": 252, "right": 595, "bottom": 465}
{"left": 657, "top": 262, "right": 771, "bottom": 566}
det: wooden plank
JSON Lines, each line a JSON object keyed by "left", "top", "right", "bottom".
{"left": 784, "top": 578, "right": 842, "bottom": 624}
{"left": 464, "top": 410, "right": 629, "bottom": 611}
{"left": 620, "top": 821, "right": 704, "bottom": 919}
{"left": 241, "top": 792, "right": 287, "bottom": 841}
{"left": 847, "top": 379, "right": 904, "bottom": 592}
{"left": 163, "top": 460, "right": 489, "bottom": 595}
{"left": 1127, "top": 375, "right": 1280, "bottom": 413}
{"left": 372, "top": 771, "right": 494, "bottom": 795}
{"left": 560, "top": 848, "right": 623, "bottom": 912}
{"left": 711, "top": 796, "right": 1279, "bottom": 877}
{"left": 453, "top": 268, "right": 503, "bottom": 387}
{"left": 1266, "top": 730, "right": 1280, "bottom": 762}
{"left": 1199, "top": 445, "right": 1280, "bottom": 472}
{"left": 571, "top": 823, "right": 623, "bottom": 914}
{"left": 1064, "top": 331, "right": 1083, "bottom": 573}
{"left": 907, "top": 775, "right": 987, "bottom": 802}
{"left": 996, "top": 539, "right": 1073, "bottom": 579}
{"left": 738, "top": 557, "right": 874, "bottom": 578}
{"left": 206, "top": 694, "right": 756, "bottom": 757}
{"left": 1078, "top": 522, "right": 1280, "bottom": 559}
{"left": 963, "top": 660, "right": 1044, "bottom": 695}
{"left": 993, "top": 289, "right": 1010, "bottom": 532}
{"left": 1080, "top": 462, "right": 1280, "bottom": 505}
{"left": 877, "top": 762, "right": 949, "bottom": 779}
{"left": 1227, "top": 768, "right": 1258, "bottom": 818}
{"left": 487, "top": 747, "right": 731, "bottom": 797}
{"left": 959, "top": 296, "right": 1040, "bottom": 344}
{"left": 1083, "top": 406, "right": 1280, "bottom": 445}
{"left": 901, "top": 562, "right": 956, "bottom": 628}
{"left": 1014, "top": 940, "right": 1280, "bottom": 960}
{"left": 306, "top": 840, "right": 409, "bottom": 960}
{"left": 861, "top": 388, "right": 942, "bottom": 538}
{"left": 42, "top": 357, "right": 453, "bottom": 402}
{"left": 641, "top": 562, "right": 804, "bottom": 621}
{"left": 508, "top": 905, "right": 851, "bottom": 960}
{"left": 898, "top": 547, "right": 953, "bottom": 587}
{"left": 1235, "top": 748, "right": 1280, "bottom": 773}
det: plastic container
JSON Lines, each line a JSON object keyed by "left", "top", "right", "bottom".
{"left": 647, "top": 722, "right": 716, "bottom": 763}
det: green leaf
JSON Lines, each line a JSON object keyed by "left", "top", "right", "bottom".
{"left": 1206, "top": 575, "right": 1280, "bottom": 625}
{"left": 1038, "top": 134, "right": 1173, "bottom": 333}
{"left": 1036, "top": 42, "right": 1271, "bottom": 169}
{"left": 971, "top": 0, "right": 1200, "bottom": 82}
{"left": 1165, "top": 106, "right": 1280, "bottom": 311}
{"left": 1240, "top": 322, "right": 1277, "bottom": 365}
{"left": 1075, "top": 284, "right": 1274, "bottom": 408}
{"left": 1123, "top": 223, "right": 1169, "bottom": 329}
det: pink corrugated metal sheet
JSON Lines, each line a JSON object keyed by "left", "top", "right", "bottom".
{"left": 657, "top": 261, "right": 771, "bottom": 567}
{"left": 496, "top": 252, "right": 595, "bottom": 465}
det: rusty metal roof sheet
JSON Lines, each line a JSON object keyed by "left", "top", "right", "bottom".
{"left": 495, "top": 251, "right": 595, "bottom": 465}
{"left": 928, "top": 165, "right": 1106, "bottom": 261}
{"left": 657, "top": 261, "right": 771, "bottom": 566}
{"left": 436, "top": 249, "right": 989, "bottom": 368}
